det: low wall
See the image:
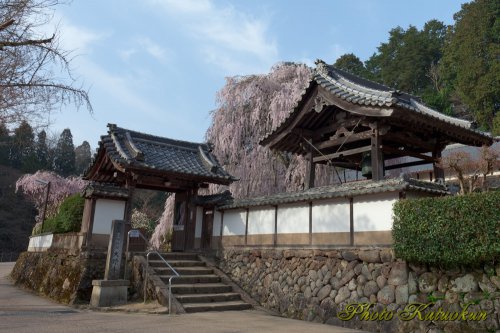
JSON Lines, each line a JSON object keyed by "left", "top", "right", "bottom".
{"left": 11, "top": 250, "right": 106, "bottom": 304}
{"left": 218, "top": 248, "right": 499, "bottom": 333}
{"left": 28, "top": 233, "right": 85, "bottom": 254}
{"left": 28, "top": 233, "right": 53, "bottom": 252}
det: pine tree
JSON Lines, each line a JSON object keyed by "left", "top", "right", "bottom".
{"left": 53, "top": 129, "right": 76, "bottom": 176}
{"left": 74, "top": 141, "right": 92, "bottom": 175}
{"left": 35, "top": 130, "right": 50, "bottom": 170}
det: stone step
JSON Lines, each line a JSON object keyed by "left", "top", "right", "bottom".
{"left": 155, "top": 252, "right": 199, "bottom": 261}
{"left": 160, "top": 275, "right": 221, "bottom": 284}
{"left": 175, "top": 292, "right": 242, "bottom": 304}
{"left": 182, "top": 301, "right": 252, "bottom": 313}
{"left": 148, "top": 260, "right": 205, "bottom": 268}
{"left": 153, "top": 266, "right": 214, "bottom": 275}
{"left": 171, "top": 283, "right": 233, "bottom": 294}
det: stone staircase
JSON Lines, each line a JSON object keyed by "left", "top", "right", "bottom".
{"left": 147, "top": 253, "right": 252, "bottom": 313}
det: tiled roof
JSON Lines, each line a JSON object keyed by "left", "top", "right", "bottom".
{"left": 260, "top": 60, "right": 493, "bottom": 146}
{"left": 82, "top": 182, "right": 129, "bottom": 199}
{"left": 195, "top": 190, "right": 233, "bottom": 206}
{"left": 218, "top": 175, "right": 448, "bottom": 210}
{"left": 85, "top": 124, "right": 236, "bottom": 185}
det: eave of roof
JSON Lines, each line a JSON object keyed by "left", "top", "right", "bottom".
{"left": 260, "top": 60, "right": 493, "bottom": 148}
{"left": 218, "top": 176, "right": 448, "bottom": 210}
{"left": 83, "top": 124, "right": 237, "bottom": 185}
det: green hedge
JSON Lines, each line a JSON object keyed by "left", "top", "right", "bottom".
{"left": 42, "top": 194, "right": 85, "bottom": 234}
{"left": 393, "top": 191, "right": 500, "bottom": 267}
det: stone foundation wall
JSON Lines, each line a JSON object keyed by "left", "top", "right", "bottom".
{"left": 11, "top": 250, "right": 106, "bottom": 304}
{"left": 218, "top": 248, "right": 499, "bottom": 333}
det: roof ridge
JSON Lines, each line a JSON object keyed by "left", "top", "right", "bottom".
{"left": 107, "top": 123, "right": 210, "bottom": 149}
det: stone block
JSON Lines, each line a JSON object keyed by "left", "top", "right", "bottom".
{"left": 90, "top": 279, "right": 129, "bottom": 307}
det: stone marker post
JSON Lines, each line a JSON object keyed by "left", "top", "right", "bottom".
{"left": 104, "top": 219, "right": 125, "bottom": 280}
{"left": 90, "top": 219, "right": 129, "bottom": 307}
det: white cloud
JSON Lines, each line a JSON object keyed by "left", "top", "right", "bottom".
{"left": 151, "top": 0, "right": 212, "bottom": 13}
{"left": 137, "top": 37, "right": 170, "bottom": 63}
{"left": 148, "top": 0, "right": 278, "bottom": 74}
{"left": 329, "top": 43, "right": 350, "bottom": 62}
{"left": 118, "top": 48, "right": 137, "bottom": 62}
{"left": 118, "top": 37, "right": 171, "bottom": 64}
{"left": 42, "top": 14, "right": 108, "bottom": 54}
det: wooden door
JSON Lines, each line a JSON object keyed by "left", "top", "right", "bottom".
{"left": 171, "top": 198, "right": 186, "bottom": 251}
{"left": 201, "top": 209, "right": 213, "bottom": 249}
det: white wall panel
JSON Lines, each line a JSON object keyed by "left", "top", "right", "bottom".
{"left": 223, "top": 210, "right": 246, "bottom": 236}
{"left": 213, "top": 210, "right": 222, "bottom": 236}
{"left": 353, "top": 192, "right": 397, "bottom": 231}
{"left": 93, "top": 199, "right": 126, "bottom": 234}
{"left": 277, "top": 203, "right": 309, "bottom": 234}
{"left": 248, "top": 207, "right": 274, "bottom": 235}
{"left": 312, "top": 199, "right": 350, "bottom": 233}
{"left": 195, "top": 206, "right": 203, "bottom": 238}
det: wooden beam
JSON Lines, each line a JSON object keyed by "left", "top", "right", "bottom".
{"left": 382, "top": 146, "right": 435, "bottom": 162}
{"left": 385, "top": 159, "right": 432, "bottom": 170}
{"left": 313, "top": 145, "right": 372, "bottom": 163}
{"left": 316, "top": 160, "right": 358, "bottom": 169}
{"left": 313, "top": 117, "right": 365, "bottom": 139}
{"left": 316, "top": 129, "right": 373, "bottom": 150}
{"left": 292, "top": 128, "right": 315, "bottom": 138}
{"left": 384, "top": 131, "right": 435, "bottom": 151}
{"left": 371, "top": 123, "right": 384, "bottom": 181}
{"left": 305, "top": 142, "right": 315, "bottom": 189}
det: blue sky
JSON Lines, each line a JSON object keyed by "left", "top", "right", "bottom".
{"left": 50, "top": 0, "right": 466, "bottom": 149}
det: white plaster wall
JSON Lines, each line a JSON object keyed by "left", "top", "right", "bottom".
{"left": 195, "top": 206, "right": 203, "bottom": 238}
{"left": 248, "top": 207, "right": 274, "bottom": 235}
{"left": 277, "top": 203, "right": 309, "bottom": 234}
{"left": 353, "top": 192, "right": 397, "bottom": 231}
{"left": 28, "top": 234, "right": 53, "bottom": 252}
{"left": 213, "top": 211, "right": 222, "bottom": 236}
{"left": 93, "top": 199, "right": 126, "bottom": 234}
{"left": 312, "top": 199, "right": 350, "bottom": 233}
{"left": 223, "top": 210, "right": 246, "bottom": 236}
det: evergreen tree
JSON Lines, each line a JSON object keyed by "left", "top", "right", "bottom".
{"left": 74, "top": 141, "right": 92, "bottom": 175}
{"left": 53, "top": 128, "right": 76, "bottom": 176}
{"left": 0, "top": 122, "right": 10, "bottom": 165}
{"left": 11, "top": 120, "right": 36, "bottom": 172}
{"left": 365, "top": 20, "right": 447, "bottom": 98}
{"left": 333, "top": 53, "right": 370, "bottom": 78}
{"left": 35, "top": 130, "right": 50, "bottom": 170}
{"left": 440, "top": 0, "right": 499, "bottom": 133}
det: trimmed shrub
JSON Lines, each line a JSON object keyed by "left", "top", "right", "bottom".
{"left": 393, "top": 191, "right": 499, "bottom": 267}
{"left": 42, "top": 194, "right": 85, "bottom": 234}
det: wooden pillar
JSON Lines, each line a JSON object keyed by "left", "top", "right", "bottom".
{"left": 219, "top": 210, "right": 224, "bottom": 249}
{"left": 308, "top": 202, "right": 313, "bottom": 245}
{"left": 432, "top": 144, "right": 445, "bottom": 181}
{"left": 370, "top": 123, "right": 384, "bottom": 181}
{"left": 124, "top": 177, "right": 136, "bottom": 226}
{"left": 273, "top": 206, "right": 278, "bottom": 247}
{"left": 305, "top": 142, "right": 315, "bottom": 189}
{"left": 244, "top": 208, "right": 249, "bottom": 245}
{"left": 349, "top": 197, "right": 354, "bottom": 246}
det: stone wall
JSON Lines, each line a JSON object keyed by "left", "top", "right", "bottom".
{"left": 11, "top": 250, "right": 106, "bottom": 304}
{"left": 218, "top": 248, "right": 499, "bottom": 333}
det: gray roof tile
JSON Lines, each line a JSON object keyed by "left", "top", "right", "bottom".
{"left": 218, "top": 175, "right": 448, "bottom": 210}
